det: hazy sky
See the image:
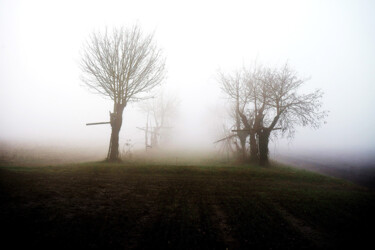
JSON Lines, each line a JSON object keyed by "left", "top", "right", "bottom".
{"left": 1, "top": 0, "right": 374, "bottom": 156}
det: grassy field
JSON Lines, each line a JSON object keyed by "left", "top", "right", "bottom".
{"left": 0, "top": 162, "right": 374, "bottom": 249}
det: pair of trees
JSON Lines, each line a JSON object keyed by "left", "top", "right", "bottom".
{"left": 80, "top": 25, "right": 327, "bottom": 164}
{"left": 219, "top": 64, "right": 327, "bottom": 165}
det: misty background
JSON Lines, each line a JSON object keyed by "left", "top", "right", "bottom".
{"left": 1, "top": 0, "right": 374, "bottom": 171}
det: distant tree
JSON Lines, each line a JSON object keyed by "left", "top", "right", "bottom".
{"left": 81, "top": 25, "right": 166, "bottom": 161}
{"left": 140, "top": 91, "right": 179, "bottom": 148}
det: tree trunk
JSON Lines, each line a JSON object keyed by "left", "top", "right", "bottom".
{"left": 258, "top": 129, "right": 270, "bottom": 166}
{"left": 249, "top": 132, "right": 258, "bottom": 162}
{"left": 240, "top": 135, "right": 246, "bottom": 161}
{"left": 107, "top": 104, "right": 124, "bottom": 162}
{"left": 235, "top": 131, "right": 247, "bottom": 162}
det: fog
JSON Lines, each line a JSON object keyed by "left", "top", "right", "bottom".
{"left": 1, "top": 0, "right": 375, "bottom": 166}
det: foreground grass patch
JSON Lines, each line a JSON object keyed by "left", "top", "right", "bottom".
{"left": 0, "top": 163, "right": 374, "bottom": 249}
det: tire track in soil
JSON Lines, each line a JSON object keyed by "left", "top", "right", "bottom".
{"left": 211, "top": 202, "right": 240, "bottom": 249}
{"left": 272, "top": 202, "right": 327, "bottom": 249}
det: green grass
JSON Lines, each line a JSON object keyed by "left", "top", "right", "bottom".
{"left": 0, "top": 162, "right": 374, "bottom": 249}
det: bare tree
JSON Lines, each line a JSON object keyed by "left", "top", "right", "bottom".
{"left": 218, "top": 69, "right": 259, "bottom": 162}
{"left": 139, "top": 91, "right": 179, "bottom": 149}
{"left": 81, "top": 25, "right": 166, "bottom": 161}
{"left": 218, "top": 70, "right": 249, "bottom": 161}
{"left": 254, "top": 64, "right": 328, "bottom": 165}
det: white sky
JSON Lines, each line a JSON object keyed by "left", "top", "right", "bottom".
{"left": 0, "top": 0, "right": 374, "bottom": 157}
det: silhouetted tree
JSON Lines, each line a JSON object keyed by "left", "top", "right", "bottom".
{"left": 218, "top": 70, "right": 256, "bottom": 162}
{"left": 81, "top": 25, "right": 166, "bottom": 161}
{"left": 254, "top": 64, "right": 327, "bottom": 165}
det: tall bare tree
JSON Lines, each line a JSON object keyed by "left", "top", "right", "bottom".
{"left": 218, "top": 69, "right": 260, "bottom": 162}
{"left": 81, "top": 25, "right": 166, "bottom": 161}
{"left": 255, "top": 64, "right": 327, "bottom": 165}
{"left": 218, "top": 70, "right": 249, "bottom": 161}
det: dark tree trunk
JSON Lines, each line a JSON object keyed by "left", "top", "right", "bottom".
{"left": 249, "top": 132, "right": 258, "bottom": 162}
{"left": 240, "top": 135, "right": 247, "bottom": 161}
{"left": 107, "top": 104, "right": 125, "bottom": 162}
{"left": 258, "top": 129, "right": 270, "bottom": 166}
{"left": 236, "top": 131, "right": 247, "bottom": 162}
